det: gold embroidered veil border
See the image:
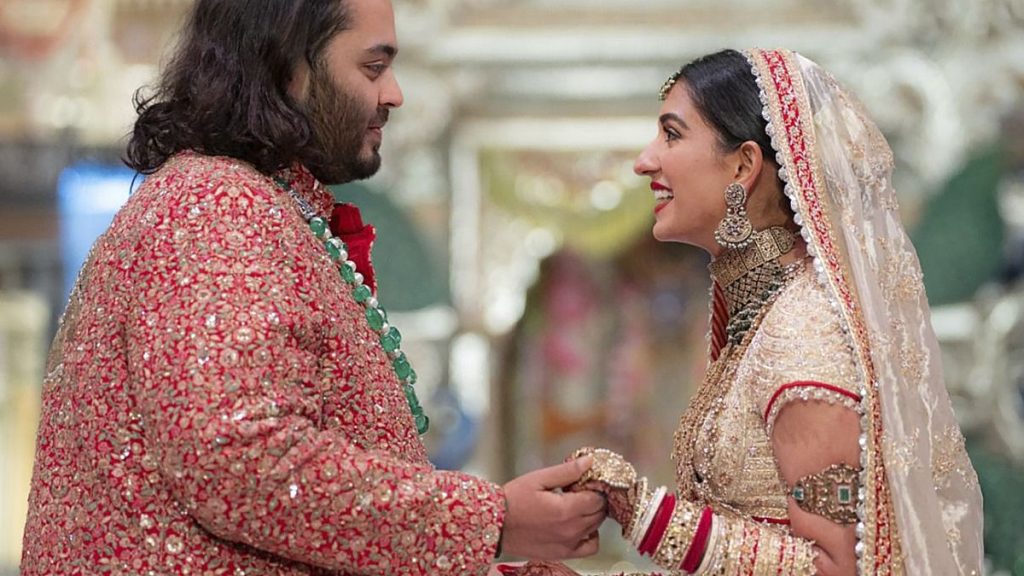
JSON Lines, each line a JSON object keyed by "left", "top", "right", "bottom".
{"left": 744, "top": 48, "right": 983, "bottom": 574}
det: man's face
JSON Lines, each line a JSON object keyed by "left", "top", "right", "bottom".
{"left": 299, "top": 0, "right": 403, "bottom": 185}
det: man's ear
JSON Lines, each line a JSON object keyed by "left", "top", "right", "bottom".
{"left": 288, "top": 59, "right": 312, "bottom": 104}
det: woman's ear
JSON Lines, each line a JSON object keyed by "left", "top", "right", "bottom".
{"left": 735, "top": 140, "right": 764, "bottom": 192}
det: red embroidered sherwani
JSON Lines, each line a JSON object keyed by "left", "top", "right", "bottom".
{"left": 21, "top": 151, "right": 506, "bottom": 575}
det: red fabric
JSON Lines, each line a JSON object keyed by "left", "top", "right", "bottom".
{"left": 681, "top": 506, "right": 714, "bottom": 572}
{"left": 639, "top": 494, "right": 676, "bottom": 556}
{"left": 19, "top": 152, "right": 505, "bottom": 576}
{"left": 763, "top": 380, "right": 863, "bottom": 422}
{"left": 330, "top": 202, "right": 377, "bottom": 294}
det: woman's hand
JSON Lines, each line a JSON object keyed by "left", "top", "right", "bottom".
{"left": 562, "top": 447, "right": 643, "bottom": 535}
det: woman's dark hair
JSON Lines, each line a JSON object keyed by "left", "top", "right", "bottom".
{"left": 674, "top": 49, "right": 794, "bottom": 219}
{"left": 673, "top": 49, "right": 775, "bottom": 164}
{"left": 125, "top": 0, "right": 350, "bottom": 175}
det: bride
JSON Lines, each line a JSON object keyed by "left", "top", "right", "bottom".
{"left": 504, "top": 48, "right": 984, "bottom": 575}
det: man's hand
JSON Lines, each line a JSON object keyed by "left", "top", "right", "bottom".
{"left": 492, "top": 561, "right": 583, "bottom": 576}
{"left": 500, "top": 457, "right": 607, "bottom": 560}
{"left": 567, "top": 478, "right": 635, "bottom": 537}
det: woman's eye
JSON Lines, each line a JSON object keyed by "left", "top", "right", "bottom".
{"left": 663, "top": 127, "right": 680, "bottom": 142}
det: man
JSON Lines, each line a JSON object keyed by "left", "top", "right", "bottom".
{"left": 20, "top": 0, "right": 605, "bottom": 574}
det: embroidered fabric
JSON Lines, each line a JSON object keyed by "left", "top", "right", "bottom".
{"left": 20, "top": 152, "right": 506, "bottom": 575}
{"left": 745, "top": 48, "right": 983, "bottom": 574}
{"left": 763, "top": 383, "right": 862, "bottom": 436}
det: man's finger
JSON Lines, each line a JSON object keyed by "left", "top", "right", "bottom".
{"left": 579, "top": 511, "right": 605, "bottom": 535}
{"left": 567, "top": 532, "right": 600, "bottom": 559}
{"left": 563, "top": 489, "right": 606, "bottom": 515}
{"left": 534, "top": 456, "right": 594, "bottom": 490}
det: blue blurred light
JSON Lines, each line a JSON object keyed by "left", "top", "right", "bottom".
{"left": 57, "top": 163, "right": 141, "bottom": 299}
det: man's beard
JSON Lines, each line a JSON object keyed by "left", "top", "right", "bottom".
{"left": 301, "top": 65, "right": 387, "bottom": 185}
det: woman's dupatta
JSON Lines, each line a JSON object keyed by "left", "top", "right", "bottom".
{"left": 734, "top": 48, "right": 984, "bottom": 574}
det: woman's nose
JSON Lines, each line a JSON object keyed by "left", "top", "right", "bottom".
{"left": 633, "top": 144, "right": 658, "bottom": 176}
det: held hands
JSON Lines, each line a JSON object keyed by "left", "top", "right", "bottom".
{"left": 563, "top": 448, "right": 642, "bottom": 536}
{"left": 501, "top": 457, "right": 607, "bottom": 560}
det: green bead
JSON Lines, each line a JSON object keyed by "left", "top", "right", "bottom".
{"left": 403, "top": 384, "right": 420, "bottom": 409}
{"left": 392, "top": 353, "right": 412, "bottom": 380}
{"left": 340, "top": 263, "right": 356, "bottom": 283}
{"left": 405, "top": 368, "right": 417, "bottom": 386}
{"left": 380, "top": 328, "right": 401, "bottom": 352}
{"left": 415, "top": 413, "right": 430, "bottom": 434}
{"left": 324, "top": 239, "right": 343, "bottom": 260}
{"left": 309, "top": 217, "right": 328, "bottom": 239}
{"left": 353, "top": 285, "right": 372, "bottom": 303}
{"left": 365, "top": 307, "right": 385, "bottom": 331}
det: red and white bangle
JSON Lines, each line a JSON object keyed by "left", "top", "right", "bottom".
{"left": 638, "top": 493, "right": 676, "bottom": 556}
{"left": 694, "top": 513, "right": 722, "bottom": 574}
{"left": 630, "top": 485, "right": 666, "bottom": 548}
{"left": 681, "top": 506, "right": 714, "bottom": 572}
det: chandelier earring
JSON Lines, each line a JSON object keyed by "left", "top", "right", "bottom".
{"left": 714, "top": 182, "right": 754, "bottom": 250}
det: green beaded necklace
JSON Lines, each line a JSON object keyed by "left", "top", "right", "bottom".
{"left": 275, "top": 177, "right": 429, "bottom": 434}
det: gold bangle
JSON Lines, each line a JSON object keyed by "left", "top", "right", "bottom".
{"left": 622, "top": 477, "right": 649, "bottom": 539}
{"left": 651, "top": 500, "right": 700, "bottom": 570}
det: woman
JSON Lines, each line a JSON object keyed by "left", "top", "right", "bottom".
{"left": 505, "top": 48, "right": 984, "bottom": 575}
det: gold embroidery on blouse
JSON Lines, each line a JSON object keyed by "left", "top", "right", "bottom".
{"left": 674, "top": 265, "right": 868, "bottom": 524}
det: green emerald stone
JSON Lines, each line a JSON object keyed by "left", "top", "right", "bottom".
{"left": 380, "top": 328, "right": 401, "bottom": 352}
{"left": 405, "top": 368, "right": 417, "bottom": 386}
{"left": 309, "top": 217, "right": 328, "bottom": 238}
{"left": 792, "top": 486, "right": 805, "bottom": 502}
{"left": 414, "top": 413, "right": 429, "bottom": 434}
{"left": 366, "top": 307, "right": 385, "bottom": 331}
{"left": 837, "top": 485, "right": 852, "bottom": 504}
{"left": 353, "top": 285, "right": 372, "bottom": 303}
{"left": 324, "top": 240, "right": 342, "bottom": 260}
{"left": 393, "top": 353, "right": 412, "bottom": 380}
{"left": 340, "top": 263, "right": 356, "bottom": 283}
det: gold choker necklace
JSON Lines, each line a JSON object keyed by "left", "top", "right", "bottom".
{"left": 708, "top": 226, "right": 801, "bottom": 345}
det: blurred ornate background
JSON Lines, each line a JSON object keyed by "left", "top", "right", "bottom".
{"left": 1, "top": 0, "right": 1023, "bottom": 573}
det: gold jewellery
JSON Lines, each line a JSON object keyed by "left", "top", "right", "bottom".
{"left": 569, "top": 447, "right": 637, "bottom": 491}
{"left": 714, "top": 182, "right": 756, "bottom": 251}
{"left": 790, "top": 462, "right": 861, "bottom": 525}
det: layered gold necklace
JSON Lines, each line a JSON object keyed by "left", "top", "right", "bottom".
{"left": 674, "top": 226, "right": 803, "bottom": 501}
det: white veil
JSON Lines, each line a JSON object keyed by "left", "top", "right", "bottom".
{"left": 745, "top": 49, "right": 984, "bottom": 575}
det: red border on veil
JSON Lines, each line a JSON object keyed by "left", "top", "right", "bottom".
{"left": 755, "top": 48, "right": 897, "bottom": 572}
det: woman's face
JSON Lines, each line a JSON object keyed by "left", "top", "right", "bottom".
{"left": 633, "top": 82, "right": 736, "bottom": 254}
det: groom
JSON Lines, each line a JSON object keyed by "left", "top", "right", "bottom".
{"left": 19, "top": 0, "right": 605, "bottom": 574}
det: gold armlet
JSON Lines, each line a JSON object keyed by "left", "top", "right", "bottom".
{"left": 789, "top": 462, "right": 860, "bottom": 525}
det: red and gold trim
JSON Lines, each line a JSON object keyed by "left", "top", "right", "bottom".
{"left": 746, "top": 48, "right": 900, "bottom": 573}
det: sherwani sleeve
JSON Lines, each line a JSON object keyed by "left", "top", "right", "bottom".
{"left": 123, "top": 171, "right": 504, "bottom": 575}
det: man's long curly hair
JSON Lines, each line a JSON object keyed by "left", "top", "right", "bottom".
{"left": 125, "top": 0, "right": 349, "bottom": 175}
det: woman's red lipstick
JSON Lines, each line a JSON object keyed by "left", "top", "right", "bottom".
{"left": 652, "top": 182, "right": 673, "bottom": 214}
